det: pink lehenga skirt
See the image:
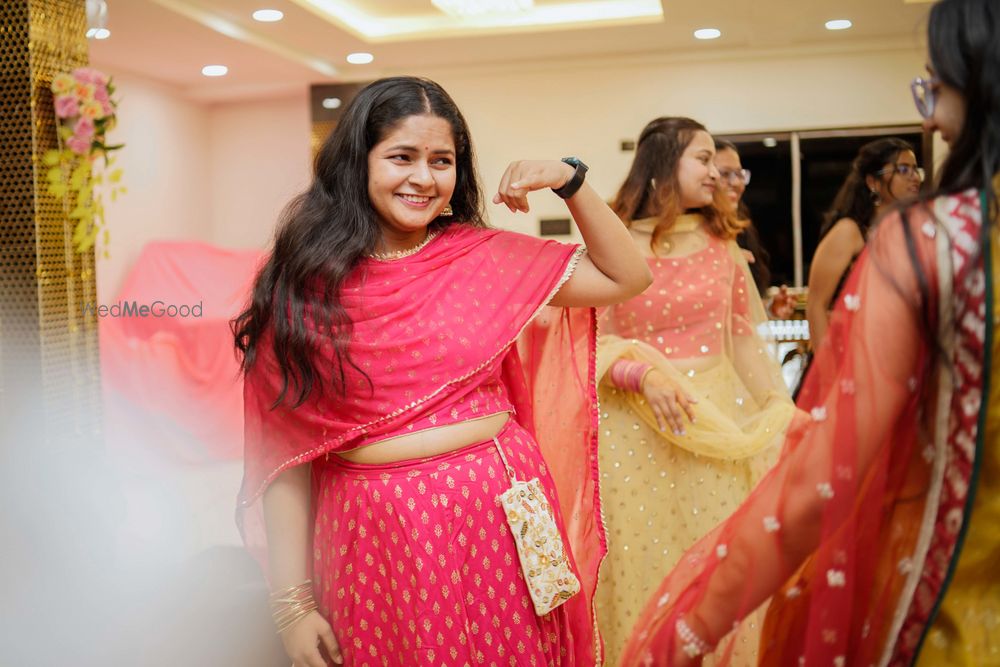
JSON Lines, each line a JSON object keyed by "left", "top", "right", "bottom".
{"left": 312, "top": 420, "right": 585, "bottom": 667}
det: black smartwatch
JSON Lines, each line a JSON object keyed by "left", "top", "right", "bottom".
{"left": 551, "top": 157, "right": 588, "bottom": 199}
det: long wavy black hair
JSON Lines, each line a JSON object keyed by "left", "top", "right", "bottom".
{"left": 890, "top": 0, "right": 999, "bottom": 356}
{"left": 926, "top": 0, "right": 1000, "bottom": 211}
{"left": 821, "top": 137, "right": 916, "bottom": 239}
{"left": 233, "top": 77, "right": 486, "bottom": 407}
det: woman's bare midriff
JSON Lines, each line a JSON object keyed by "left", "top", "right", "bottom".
{"left": 335, "top": 412, "right": 511, "bottom": 464}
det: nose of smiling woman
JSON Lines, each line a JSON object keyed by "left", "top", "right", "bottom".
{"left": 407, "top": 158, "right": 435, "bottom": 187}
{"left": 708, "top": 161, "right": 720, "bottom": 181}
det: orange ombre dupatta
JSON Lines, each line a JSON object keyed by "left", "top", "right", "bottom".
{"left": 621, "top": 189, "right": 991, "bottom": 667}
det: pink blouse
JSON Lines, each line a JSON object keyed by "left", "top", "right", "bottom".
{"left": 607, "top": 234, "right": 753, "bottom": 359}
{"left": 353, "top": 355, "right": 514, "bottom": 447}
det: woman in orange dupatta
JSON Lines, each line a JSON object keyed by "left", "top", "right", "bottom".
{"left": 234, "top": 77, "right": 652, "bottom": 667}
{"left": 621, "top": 0, "right": 1000, "bottom": 664}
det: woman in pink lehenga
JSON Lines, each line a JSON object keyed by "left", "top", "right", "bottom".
{"left": 621, "top": 0, "right": 1000, "bottom": 664}
{"left": 233, "top": 77, "right": 653, "bottom": 667}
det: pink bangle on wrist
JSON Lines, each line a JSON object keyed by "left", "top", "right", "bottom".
{"left": 609, "top": 359, "right": 653, "bottom": 393}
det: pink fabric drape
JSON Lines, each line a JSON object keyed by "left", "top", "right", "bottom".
{"left": 100, "top": 241, "right": 263, "bottom": 462}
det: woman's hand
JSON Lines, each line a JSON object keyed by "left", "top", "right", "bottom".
{"left": 281, "top": 610, "right": 342, "bottom": 667}
{"left": 669, "top": 645, "right": 705, "bottom": 667}
{"left": 642, "top": 369, "right": 697, "bottom": 435}
{"left": 492, "top": 160, "right": 575, "bottom": 213}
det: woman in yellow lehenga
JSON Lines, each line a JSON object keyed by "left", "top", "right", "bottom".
{"left": 595, "top": 117, "right": 795, "bottom": 666}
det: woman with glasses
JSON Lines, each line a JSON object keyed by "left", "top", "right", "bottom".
{"left": 621, "top": 0, "right": 999, "bottom": 663}
{"left": 806, "top": 138, "right": 923, "bottom": 350}
{"left": 715, "top": 140, "right": 797, "bottom": 319}
{"left": 714, "top": 140, "right": 769, "bottom": 294}
{"left": 594, "top": 117, "right": 796, "bottom": 666}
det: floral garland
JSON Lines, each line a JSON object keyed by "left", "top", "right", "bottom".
{"left": 44, "top": 67, "right": 125, "bottom": 256}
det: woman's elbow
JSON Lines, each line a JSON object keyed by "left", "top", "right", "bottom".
{"left": 625, "top": 264, "right": 654, "bottom": 298}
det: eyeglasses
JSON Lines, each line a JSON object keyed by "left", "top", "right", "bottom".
{"left": 877, "top": 164, "right": 926, "bottom": 182}
{"left": 719, "top": 168, "right": 751, "bottom": 186}
{"left": 911, "top": 76, "right": 939, "bottom": 119}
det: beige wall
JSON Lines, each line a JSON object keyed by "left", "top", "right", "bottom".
{"left": 208, "top": 94, "right": 312, "bottom": 250}
{"left": 431, "top": 46, "right": 927, "bottom": 239}
{"left": 95, "top": 73, "right": 212, "bottom": 302}
{"left": 97, "top": 44, "right": 927, "bottom": 295}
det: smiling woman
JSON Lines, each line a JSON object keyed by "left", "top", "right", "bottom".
{"left": 231, "top": 76, "right": 651, "bottom": 667}
{"left": 366, "top": 114, "right": 457, "bottom": 251}
{"left": 595, "top": 116, "right": 795, "bottom": 666}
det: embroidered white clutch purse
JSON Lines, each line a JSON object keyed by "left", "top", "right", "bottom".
{"left": 493, "top": 438, "right": 581, "bottom": 616}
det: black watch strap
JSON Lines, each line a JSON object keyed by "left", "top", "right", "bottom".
{"left": 552, "top": 157, "right": 588, "bottom": 199}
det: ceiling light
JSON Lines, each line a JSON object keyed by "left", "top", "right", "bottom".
{"left": 825, "top": 19, "right": 852, "bottom": 30}
{"left": 252, "top": 9, "right": 284, "bottom": 22}
{"left": 322, "top": 97, "right": 342, "bottom": 110}
{"left": 85, "top": 0, "right": 108, "bottom": 39}
{"left": 431, "top": 0, "right": 533, "bottom": 17}
{"left": 346, "top": 52, "right": 374, "bottom": 64}
{"left": 693, "top": 28, "right": 721, "bottom": 40}
{"left": 201, "top": 65, "right": 229, "bottom": 77}
{"left": 762, "top": 137, "right": 778, "bottom": 148}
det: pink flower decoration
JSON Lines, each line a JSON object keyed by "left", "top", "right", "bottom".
{"left": 66, "top": 134, "right": 92, "bottom": 155}
{"left": 54, "top": 95, "right": 79, "bottom": 119}
{"left": 73, "top": 67, "right": 109, "bottom": 86}
{"left": 93, "top": 86, "right": 113, "bottom": 116}
{"left": 74, "top": 116, "right": 95, "bottom": 141}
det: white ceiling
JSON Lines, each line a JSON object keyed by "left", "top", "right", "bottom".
{"left": 89, "top": 0, "right": 933, "bottom": 104}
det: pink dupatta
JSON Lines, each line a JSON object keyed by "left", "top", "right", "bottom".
{"left": 238, "top": 223, "right": 607, "bottom": 659}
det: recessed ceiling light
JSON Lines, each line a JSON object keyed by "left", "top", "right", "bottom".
{"left": 346, "top": 52, "right": 375, "bottom": 65}
{"left": 322, "top": 97, "right": 342, "bottom": 110}
{"left": 252, "top": 9, "right": 284, "bottom": 22}
{"left": 825, "top": 19, "right": 852, "bottom": 30}
{"left": 693, "top": 28, "right": 721, "bottom": 40}
{"left": 202, "top": 65, "right": 229, "bottom": 77}
{"left": 762, "top": 137, "right": 778, "bottom": 148}
{"left": 92, "top": 28, "right": 111, "bottom": 39}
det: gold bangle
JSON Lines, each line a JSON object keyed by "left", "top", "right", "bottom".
{"left": 269, "top": 580, "right": 318, "bottom": 634}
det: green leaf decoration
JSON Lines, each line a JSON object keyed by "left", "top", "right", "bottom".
{"left": 72, "top": 221, "right": 87, "bottom": 244}
{"left": 46, "top": 166, "right": 63, "bottom": 183}
{"left": 108, "top": 168, "right": 123, "bottom": 184}
{"left": 43, "top": 150, "right": 61, "bottom": 166}
{"left": 68, "top": 206, "right": 87, "bottom": 219}
{"left": 50, "top": 182, "right": 67, "bottom": 198}
{"left": 77, "top": 184, "right": 93, "bottom": 205}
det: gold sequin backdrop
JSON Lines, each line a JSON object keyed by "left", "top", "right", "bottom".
{"left": 0, "top": 0, "right": 100, "bottom": 448}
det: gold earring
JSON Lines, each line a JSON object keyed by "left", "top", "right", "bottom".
{"left": 440, "top": 204, "right": 453, "bottom": 217}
